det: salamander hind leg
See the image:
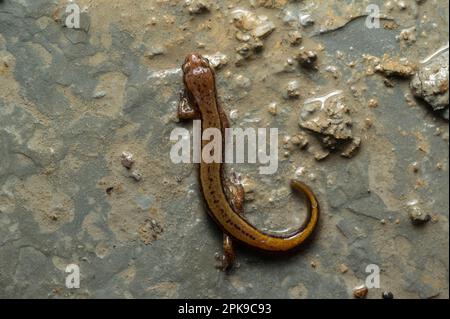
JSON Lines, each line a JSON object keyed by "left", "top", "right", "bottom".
{"left": 216, "top": 172, "right": 245, "bottom": 272}
{"left": 223, "top": 171, "right": 245, "bottom": 214}
{"left": 217, "top": 234, "right": 236, "bottom": 271}
{"left": 177, "top": 89, "right": 201, "bottom": 121}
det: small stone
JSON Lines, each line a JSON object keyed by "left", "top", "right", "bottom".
{"left": 186, "top": 0, "right": 210, "bottom": 15}
{"left": 145, "top": 45, "right": 166, "bottom": 59}
{"left": 312, "top": 147, "right": 330, "bottom": 161}
{"left": 286, "top": 80, "right": 300, "bottom": 98}
{"left": 204, "top": 52, "right": 228, "bottom": 70}
{"left": 382, "top": 291, "right": 394, "bottom": 299}
{"left": 267, "top": 102, "right": 278, "bottom": 115}
{"left": 130, "top": 170, "right": 142, "bottom": 182}
{"left": 251, "top": 20, "right": 275, "bottom": 39}
{"left": 93, "top": 91, "right": 106, "bottom": 99}
{"left": 341, "top": 137, "right": 361, "bottom": 158}
{"left": 339, "top": 263, "right": 349, "bottom": 273}
{"left": 375, "top": 56, "right": 417, "bottom": 77}
{"left": 229, "top": 109, "right": 239, "bottom": 121}
{"left": 121, "top": 151, "right": 135, "bottom": 169}
{"left": 299, "top": 13, "right": 314, "bottom": 26}
{"left": 291, "top": 133, "right": 309, "bottom": 149}
{"left": 384, "top": 78, "right": 395, "bottom": 87}
{"left": 235, "top": 31, "right": 251, "bottom": 42}
{"left": 295, "top": 49, "right": 318, "bottom": 68}
{"left": 288, "top": 30, "right": 302, "bottom": 46}
{"left": 407, "top": 200, "right": 431, "bottom": 225}
{"left": 234, "top": 74, "right": 251, "bottom": 89}
{"left": 368, "top": 98, "right": 378, "bottom": 108}
{"left": 353, "top": 285, "right": 368, "bottom": 299}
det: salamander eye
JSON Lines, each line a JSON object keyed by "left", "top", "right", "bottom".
{"left": 201, "top": 57, "right": 210, "bottom": 66}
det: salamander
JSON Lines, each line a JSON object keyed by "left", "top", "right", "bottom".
{"left": 178, "top": 53, "right": 319, "bottom": 270}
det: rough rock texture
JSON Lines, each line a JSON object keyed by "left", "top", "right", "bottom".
{"left": 410, "top": 50, "right": 449, "bottom": 113}
{"left": 0, "top": 0, "right": 448, "bottom": 299}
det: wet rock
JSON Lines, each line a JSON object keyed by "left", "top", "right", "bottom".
{"left": 186, "top": 0, "right": 210, "bottom": 15}
{"left": 295, "top": 49, "right": 318, "bottom": 68}
{"left": 121, "top": 151, "right": 135, "bottom": 169}
{"left": 407, "top": 200, "right": 431, "bottom": 225}
{"left": 353, "top": 285, "right": 368, "bottom": 299}
{"left": 204, "top": 52, "right": 228, "bottom": 69}
{"left": 299, "top": 91, "right": 354, "bottom": 149}
{"left": 375, "top": 56, "right": 417, "bottom": 77}
{"left": 410, "top": 50, "right": 449, "bottom": 113}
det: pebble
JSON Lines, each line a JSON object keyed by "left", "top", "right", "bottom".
{"left": 290, "top": 133, "right": 309, "bottom": 149}
{"left": 286, "top": 80, "right": 300, "bottom": 98}
{"left": 353, "top": 285, "right": 368, "bottom": 299}
{"left": 121, "top": 151, "right": 135, "bottom": 169}
{"left": 382, "top": 291, "right": 394, "bottom": 299}
{"left": 339, "top": 263, "right": 349, "bottom": 273}
{"left": 368, "top": 98, "right": 378, "bottom": 108}
{"left": 341, "top": 137, "right": 361, "bottom": 158}
{"left": 130, "top": 170, "right": 142, "bottom": 182}
{"left": 204, "top": 52, "right": 228, "bottom": 69}
{"left": 233, "top": 75, "right": 251, "bottom": 90}
{"left": 295, "top": 49, "right": 318, "bottom": 68}
{"left": 267, "top": 102, "right": 278, "bottom": 115}
{"left": 93, "top": 91, "right": 106, "bottom": 99}
{"left": 186, "top": 0, "right": 210, "bottom": 15}
{"left": 407, "top": 200, "right": 431, "bottom": 225}
{"left": 288, "top": 30, "right": 302, "bottom": 46}
{"left": 299, "top": 13, "right": 315, "bottom": 26}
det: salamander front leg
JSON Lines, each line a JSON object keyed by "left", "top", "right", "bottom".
{"left": 177, "top": 89, "right": 201, "bottom": 121}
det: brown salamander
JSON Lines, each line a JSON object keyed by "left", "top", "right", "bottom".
{"left": 178, "top": 53, "right": 319, "bottom": 270}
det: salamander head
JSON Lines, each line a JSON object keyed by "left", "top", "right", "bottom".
{"left": 182, "top": 53, "right": 211, "bottom": 75}
{"left": 182, "top": 53, "right": 215, "bottom": 98}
